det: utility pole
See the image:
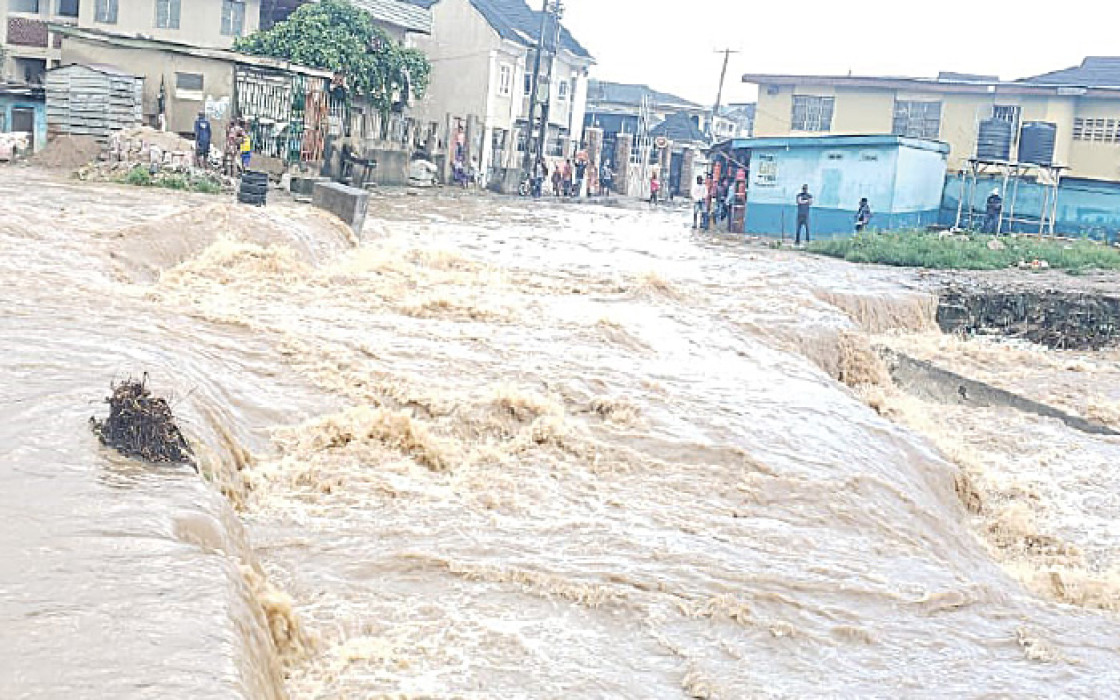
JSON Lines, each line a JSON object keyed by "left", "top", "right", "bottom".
{"left": 521, "top": 0, "right": 550, "bottom": 176}
{"left": 522, "top": 1, "right": 563, "bottom": 176}
{"left": 535, "top": 1, "right": 564, "bottom": 168}
{"left": 709, "top": 48, "right": 739, "bottom": 141}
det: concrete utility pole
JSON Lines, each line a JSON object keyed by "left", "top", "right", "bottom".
{"left": 535, "top": 1, "right": 564, "bottom": 167}
{"left": 521, "top": 0, "right": 564, "bottom": 174}
{"left": 521, "top": 0, "right": 550, "bottom": 176}
{"left": 709, "top": 48, "right": 739, "bottom": 140}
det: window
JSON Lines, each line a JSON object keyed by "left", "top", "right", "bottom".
{"left": 498, "top": 65, "right": 511, "bottom": 97}
{"left": 557, "top": 80, "right": 569, "bottom": 102}
{"left": 523, "top": 72, "right": 533, "bottom": 96}
{"left": 155, "top": 0, "right": 180, "bottom": 28}
{"left": 94, "top": 0, "right": 116, "bottom": 23}
{"left": 1073, "top": 117, "right": 1120, "bottom": 143}
{"left": 175, "top": 72, "right": 204, "bottom": 91}
{"left": 221, "top": 0, "right": 245, "bottom": 37}
{"left": 892, "top": 100, "right": 941, "bottom": 139}
{"left": 9, "top": 0, "right": 40, "bottom": 12}
{"left": 791, "top": 95, "right": 834, "bottom": 132}
{"left": 754, "top": 154, "right": 777, "bottom": 186}
{"left": 992, "top": 104, "right": 1021, "bottom": 135}
{"left": 56, "top": 0, "right": 78, "bottom": 16}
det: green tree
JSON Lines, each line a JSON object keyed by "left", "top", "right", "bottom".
{"left": 235, "top": 0, "right": 430, "bottom": 114}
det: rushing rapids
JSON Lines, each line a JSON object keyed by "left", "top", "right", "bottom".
{"left": 4, "top": 169, "right": 1120, "bottom": 698}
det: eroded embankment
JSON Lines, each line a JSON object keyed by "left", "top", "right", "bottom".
{"left": 937, "top": 279, "right": 1120, "bottom": 350}
{"left": 813, "top": 281, "right": 1120, "bottom": 614}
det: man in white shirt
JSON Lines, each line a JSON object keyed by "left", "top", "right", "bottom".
{"left": 691, "top": 176, "right": 707, "bottom": 228}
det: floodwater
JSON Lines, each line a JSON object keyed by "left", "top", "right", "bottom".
{"left": 4, "top": 169, "right": 1120, "bottom": 698}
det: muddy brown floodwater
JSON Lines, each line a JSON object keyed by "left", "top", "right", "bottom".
{"left": 4, "top": 168, "right": 1120, "bottom": 698}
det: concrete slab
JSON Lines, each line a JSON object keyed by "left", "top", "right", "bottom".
{"left": 312, "top": 181, "right": 370, "bottom": 235}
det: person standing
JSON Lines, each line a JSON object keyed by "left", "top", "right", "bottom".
{"left": 855, "top": 197, "right": 872, "bottom": 232}
{"left": 599, "top": 160, "right": 613, "bottom": 197}
{"left": 691, "top": 175, "right": 707, "bottom": 228}
{"left": 225, "top": 120, "right": 245, "bottom": 176}
{"left": 551, "top": 165, "right": 563, "bottom": 198}
{"left": 984, "top": 188, "right": 1003, "bottom": 234}
{"left": 795, "top": 184, "right": 813, "bottom": 245}
{"left": 193, "top": 111, "right": 211, "bottom": 169}
{"left": 649, "top": 173, "right": 661, "bottom": 206}
{"left": 239, "top": 127, "right": 252, "bottom": 172}
{"left": 562, "top": 159, "right": 573, "bottom": 197}
{"left": 532, "top": 156, "right": 548, "bottom": 198}
{"left": 574, "top": 157, "right": 587, "bottom": 197}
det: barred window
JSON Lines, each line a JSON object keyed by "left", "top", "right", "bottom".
{"left": 892, "top": 100, "right": 941, "bottom": 139}
{"left": 156, "top": 0, "right": 181, "bottom": 29}
{"left": 791, "top": 95, "right": 834, "bottom": 132}
{"left": 1072, "top": 117, "right": 1120, "bottom": 143}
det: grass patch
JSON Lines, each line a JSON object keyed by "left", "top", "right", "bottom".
{"left": 117, "top": 165, "right": 225, "bottom": 195}
{"left": 807, "top": 230, "right": 1120, "bottom": 272}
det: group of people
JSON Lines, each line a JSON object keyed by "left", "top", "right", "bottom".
{"left": 192, "top": 111, "right": 253, "bottom": 175}
{"left": 687, "top": 175, "right": 747, "bottom": 230}
{"left": 532, "top": 156, "right": 614, "bottom": 198}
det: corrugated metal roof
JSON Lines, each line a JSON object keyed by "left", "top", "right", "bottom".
{"left": 1020, "top": 57, "right": 1120, "bottom": 88}
{"left": 50, "top": 24, "right": 335, "bottom": 79}
{"left": 350, "top": 0, "right": 432, "bottom": 34}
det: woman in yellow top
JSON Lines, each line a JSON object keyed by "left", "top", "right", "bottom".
{"left": 240, "top": 130, "right": 252, "bottom": 171}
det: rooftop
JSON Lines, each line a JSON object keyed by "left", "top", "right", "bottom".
{"left": 350, "top": 0, "right": 433, "bottom": 34}
{"left": 721, "top": 134, "right": 950, "bottom": 154}
{"left": 50, "top": 25, "right": 335, "bottom": 79}
{"left": 743, "top": 59, "right": 1120, "bottom": 96}
{"left": 650, "top": 111, "right": 707, "bottom": 144}
{"left": 459, "top": 0, "right": 592, "bottom": 60}
{"left": 1020, "top": 57, "right": 1120, "bottom": 88}
{"left": 586, "top": 79, "right": 700, "bottom": 110}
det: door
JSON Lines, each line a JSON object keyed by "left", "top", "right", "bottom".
{"left": 11, "top": 108, "right": 35, "bottom": 137}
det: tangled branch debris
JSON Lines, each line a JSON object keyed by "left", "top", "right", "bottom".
{"left": 90, "top": 376, "right": 195, "bottom": 468}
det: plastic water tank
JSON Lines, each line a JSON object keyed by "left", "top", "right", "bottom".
{"left": 1019, "top": 121, "right": 1057, "bottom": 166}
{"left": 976, "top": 119, "right": 1013, "bottom": 161}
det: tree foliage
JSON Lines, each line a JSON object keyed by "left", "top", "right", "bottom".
{"left": 235, "top": 0, "right": 430, "bottom": 113}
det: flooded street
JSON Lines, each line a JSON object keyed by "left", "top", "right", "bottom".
{"left": 5, "top": 169, "right": 1120, "bottom": 697}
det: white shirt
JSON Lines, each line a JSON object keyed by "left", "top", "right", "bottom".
{"left": 690, "top": 182, "right": 707, "bottom": 202}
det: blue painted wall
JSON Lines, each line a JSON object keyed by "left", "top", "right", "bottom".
{"left": 940, "top": 175, "right": 1120, "bottom": 242}
{"left": 744, "top": 138, "right": 947, "bottom": 238}
{"left": 0, "top": 96, "right": 47, "bottom": 152}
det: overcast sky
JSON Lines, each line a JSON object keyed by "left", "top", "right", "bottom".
{"left": 560, "top": 0, "right": 1118, "bottom": 107}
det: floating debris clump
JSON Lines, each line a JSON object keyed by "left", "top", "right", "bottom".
{"left": 90, "top": 376, "right": 195, "bottom": 468}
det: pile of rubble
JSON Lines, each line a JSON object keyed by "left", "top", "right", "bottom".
{"left": 75, "top": 159, "right": 236, "bottom": 191}
{"left": 69, "top": 125, "right": 235, "bottom": 191}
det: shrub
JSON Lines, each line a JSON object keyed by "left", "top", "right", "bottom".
{"left": 123, "top": 166, "right": 152, "bottom": 187}
{"left": 807, "top": 231, "right": 1120, "bottom": 272}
